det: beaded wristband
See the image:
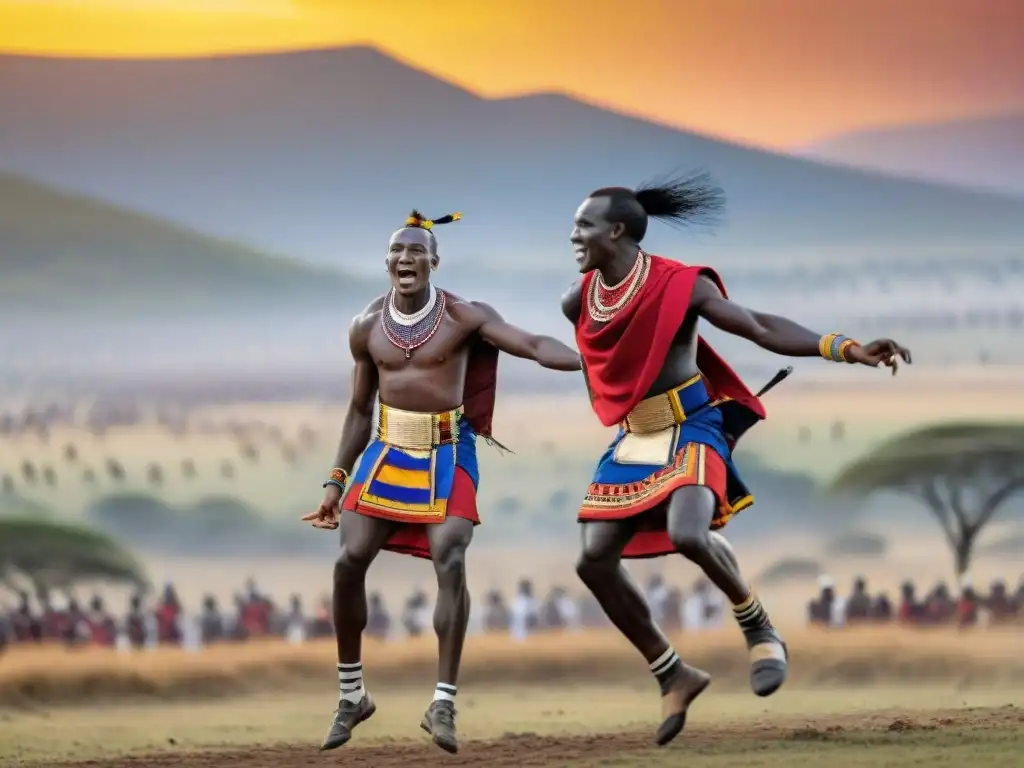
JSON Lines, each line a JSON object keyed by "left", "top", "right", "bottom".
{"left": 322, "top": 467, "right": 349, "bottom": 491}
{"left": 818, "top": 333, "right": 859, "bottom": 363}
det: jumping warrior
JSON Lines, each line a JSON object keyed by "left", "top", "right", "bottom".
{"left": 562, "top": 174, "right": 911, "bottom": 745}
{"left": 304, "top": 210, "right": 581, "bottom": 754}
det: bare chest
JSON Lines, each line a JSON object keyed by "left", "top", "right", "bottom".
{"left": 368, "top": 314, "right": 473, "bottom": 372}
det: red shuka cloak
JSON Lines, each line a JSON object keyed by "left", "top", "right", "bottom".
{"left": 574, "top": 255, "right": 765, "bottom": 428}
{"left": 462, "top": 335, "right": 500, "bottom": 439}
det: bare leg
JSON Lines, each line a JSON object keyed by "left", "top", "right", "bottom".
{"left": 710, "top": 529, "right": 742, "bottom": 572}
{"left": 575, "top": 518, "right": 669, "bottom": 661}
{"left": 333, "top": 512, "right": 398, "bottom": 664}
{"left": 427, "top": 517, "right": 474, "bottom": 686}
{"left": 575, "top": 518, "right": 710, "bottom": 746}
{"left": 320, "top": 512, "right": 397, "bottom": 751}
{"left": 666, "top": 486, "right": 787, "bottom": 697}
{"left": 664, "top": 487, "right": 748, "bottom": 603}
{"left": 420, "top": 516, "right": 474, "bottom": 754}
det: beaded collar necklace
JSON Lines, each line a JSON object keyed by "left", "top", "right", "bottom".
{"left": 382, "top": 285, "right": 446, "bottom": 358}
{"left": 587, "top": 250, "right": 651, "bottom": 323}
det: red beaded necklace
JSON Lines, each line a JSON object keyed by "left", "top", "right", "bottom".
{"left": 587, "top": 250, "right": 650, "bottom": 323}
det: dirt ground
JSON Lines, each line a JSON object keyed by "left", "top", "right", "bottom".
{"left": 3, "top": 683, "right": 1022, "bottom": 768}
{"left": 2, "top": 629, "right": 1023, "bottom": 767}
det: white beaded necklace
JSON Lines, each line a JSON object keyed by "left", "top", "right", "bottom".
{"left": 388, "top": 285, "right": 437, "bottom": 326}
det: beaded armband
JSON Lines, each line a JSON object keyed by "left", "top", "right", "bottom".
{"left": 322, "top": 467, "right": 349, "bottom": 491}
{"left": 818, "top": 333, "right": 859, "bottom": 363}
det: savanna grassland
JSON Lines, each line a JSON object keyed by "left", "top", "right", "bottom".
{"left": 8, "top": 368, "right": 1024, "bottom": 516}
{"left": 3, "top": 371, "right": 1024, "bottom": 618}
{"left": 2, "top": 375, "right": 1024, "bottom": 766}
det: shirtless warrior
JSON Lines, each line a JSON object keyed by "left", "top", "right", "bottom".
{"left": 562, "top": 175, "right": 911, "bottom": 745}
{"left": 304, "top": 210, "right": 581, "bottom": 754}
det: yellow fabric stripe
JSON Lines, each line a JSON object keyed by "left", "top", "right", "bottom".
{"left": 731, "top": 495, "right": 754, "bottom": 513}
{"left": 667, "top": 388, "right": 686, "bottom": 424}
{"left": 359, "top": 494, "right": 447, "bottom": 517}
{"left": 375, "top": 464, "right": 431, "bottom": 489}
{"left": 430, "top": 447, "right": 438, "bottom": 508}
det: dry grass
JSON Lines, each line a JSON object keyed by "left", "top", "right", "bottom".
{"left": 2, "top": 627, "right": 1023, "bottom": 708}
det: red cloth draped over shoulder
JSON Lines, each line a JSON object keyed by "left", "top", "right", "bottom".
{"left": 441, "top": 289, "right": 500, "bottom": 439}
{"left": 414, "top": 290, "right": 498, "bottom": 439}
{"left": 462, "top": 335, "right": 499, "bottom": 437}
{"left": 574, "top": 254, "right": 766, "bottom": 427}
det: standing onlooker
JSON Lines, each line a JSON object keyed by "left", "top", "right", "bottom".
{"left": 510, "top": 579, "right": 539, "bottom": 641}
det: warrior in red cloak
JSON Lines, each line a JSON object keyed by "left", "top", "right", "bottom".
{"left": 562, "top": 173, "right": 911, "bottom": 746}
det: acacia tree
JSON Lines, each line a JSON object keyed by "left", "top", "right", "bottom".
{"left": 829, "top": 422, "right": 1024, "bottom": 577}
{"left": 0, "top": 518, "right": 149, "bottom": 598}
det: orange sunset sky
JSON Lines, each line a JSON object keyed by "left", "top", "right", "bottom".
{"left": 1, "top": 0, "right": 1022, "bottom": 148}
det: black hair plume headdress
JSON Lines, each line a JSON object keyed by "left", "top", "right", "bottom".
{"left": 405, "top": 209, "right": 463, "bottom": 231}
{"left": 632, "top": 170, "right": 725, "bottom": 230}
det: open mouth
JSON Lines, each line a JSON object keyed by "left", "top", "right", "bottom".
{"left": 395, "top": 267, "right": 417, "bottom": 285}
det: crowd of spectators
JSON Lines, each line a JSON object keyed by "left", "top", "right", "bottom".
{"left": 0, "top": 573, "right": 729, "bottom": 652}
{"left": 807, "top": 574, "right": 1024, "bottom": 628}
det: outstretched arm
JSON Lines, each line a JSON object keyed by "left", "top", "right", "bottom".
{"left": 691, "top": 276, "right": 911, "bottom": 370}
{"left": 474, "top": 301, "right": 582, "bottom": 371}
{"left": 691, "top": 276, "right": 821, "bottom": 356}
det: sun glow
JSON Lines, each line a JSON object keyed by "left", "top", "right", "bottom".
{"left": 1, "top": 0, "right": 1020, "bottom": 148}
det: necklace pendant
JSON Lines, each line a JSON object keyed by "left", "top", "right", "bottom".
{"left": 405, "top": 348, "right": 412, "bottom": 359}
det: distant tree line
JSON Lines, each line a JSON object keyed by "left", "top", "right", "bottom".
{"left": 830, "top": 422, "right": 1024, "bottom": 578}
{"left": 82, "top": 493, "right": 333, "bottom": 557}
{"left": 0, "top": 518, "right": 148, "bottom": 600}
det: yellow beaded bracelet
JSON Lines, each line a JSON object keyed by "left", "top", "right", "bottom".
{"left": 819, "top": 333, "right": 859, "bottom": 363}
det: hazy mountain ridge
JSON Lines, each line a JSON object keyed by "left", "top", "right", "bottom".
{"left": 4, "top": 47, "right": 1024, "bottom": 385}
{"left": 0, "top": 172, "right": 372, "bottom": 318}
{"left": 799, "top": 113, "right": 1024, "bottom": 196}
{"left": 2, "top": 47, "right": 1023, "bottom": 274}
{"left": 2, "top": 164, "right": 1020, "bottom": 387}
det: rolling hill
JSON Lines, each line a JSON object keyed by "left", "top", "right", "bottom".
{"left": 2, "top": 47, "right": 1024, "bottom": 275}
{"left": 799, "top": 114, "right": 1024, "bottom": 196}
{"left": 0, "top": 172, "right": 366, "bottom": 319}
